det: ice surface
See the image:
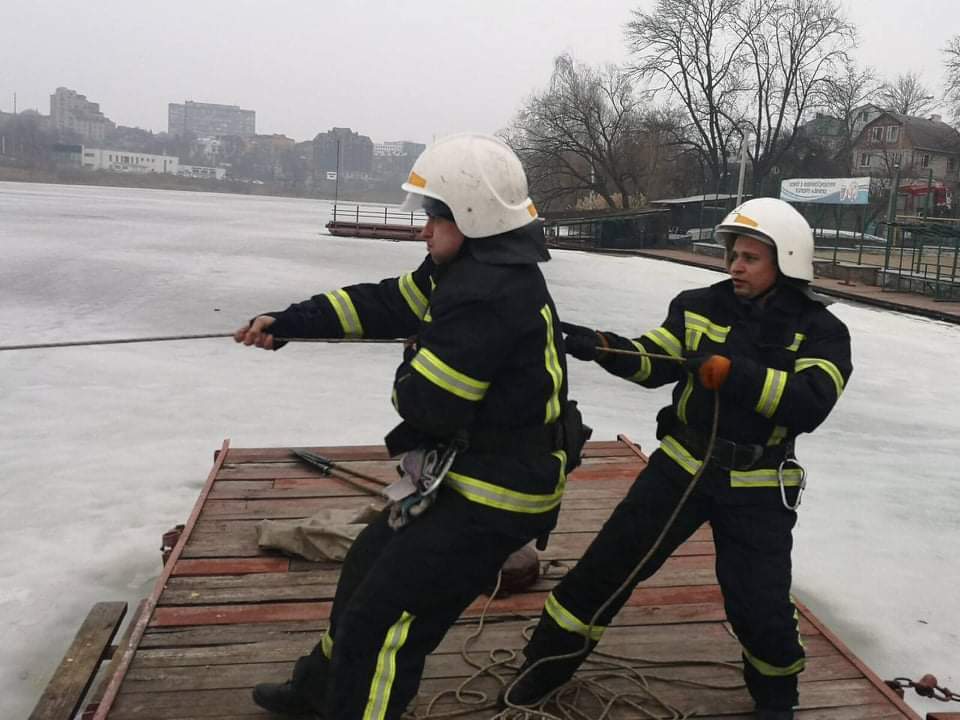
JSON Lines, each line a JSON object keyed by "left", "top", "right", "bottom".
{"left": 1, "top": 182, "right": 956, "bottom": 717}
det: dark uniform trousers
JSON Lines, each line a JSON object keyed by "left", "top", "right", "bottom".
{"left": 524, "top": 451, "right": 802, "bottom": 710}
{"left": 292, "top": 491, "right": 535, "bottom": 719}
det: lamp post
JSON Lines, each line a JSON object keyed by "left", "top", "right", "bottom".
{"left": 883, "top": 163, "right": 901, "bottom": 277}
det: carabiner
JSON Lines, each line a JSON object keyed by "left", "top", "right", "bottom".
{"left": 778, "top": 457, "right": 807, "bottom": 511}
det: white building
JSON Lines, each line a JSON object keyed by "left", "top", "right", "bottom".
{"left": 80, "top": 147, "right": 226, "bottom": 180}
{"left": 178, "top": 164, "right": 226, "bottom": 180}
{"left": 81, "top": 147, "right": 179, "bottom": 174}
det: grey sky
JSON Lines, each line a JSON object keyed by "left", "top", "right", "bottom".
{"left": 2, "top": 0, "right": 955, "bottom": 145}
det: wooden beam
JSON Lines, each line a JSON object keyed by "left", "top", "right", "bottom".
{"left": 29, "top": 601, "right": 127, "bottom": 720}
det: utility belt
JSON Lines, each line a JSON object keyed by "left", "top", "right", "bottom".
{"left": 668, "top": 421, "right": 793, "bottom": 472}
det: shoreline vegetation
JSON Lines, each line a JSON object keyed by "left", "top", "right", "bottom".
{"left": 0, "top": 166, "right": 405, "bottom": 204}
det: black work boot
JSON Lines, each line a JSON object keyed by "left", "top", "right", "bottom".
{"left": 251, "top": 680, "right": 316, "bottom": 717}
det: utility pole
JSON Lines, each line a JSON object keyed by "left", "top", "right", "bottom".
{"left": 883, "top": 164, "right": 901, "bottom": 276}
{"left": 334, "top": 138, "right": 341, "bottom": 207}
{"left": 735, "top": 133, "right": 749, "bottom": 205}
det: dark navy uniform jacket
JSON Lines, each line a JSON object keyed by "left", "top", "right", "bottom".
{"left": 265, "top": 224, "right": 569, "bottom": 534}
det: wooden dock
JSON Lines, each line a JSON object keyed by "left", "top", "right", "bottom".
{"left": 74, "top": 438, "right": 922, "bottom": 720}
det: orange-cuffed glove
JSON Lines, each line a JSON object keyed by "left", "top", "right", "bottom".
{"left": 685, "top": 354, "right": 732, "bottom": 390}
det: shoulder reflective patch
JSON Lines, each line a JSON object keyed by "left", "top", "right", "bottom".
{"left": 398, "top": 272, "right": 429, "bottom": 320}
{"left": 683, "top": 311, "right": 730, "bottom": 351}
{"left": 794, "top": 357, "right": 844, "bottom": 397}
{"left": 545, "top": 592, "right": 605, "bottom": 641}
{"left": 541, "top": 305, "right": 563, "bottom": 423}
{"left": 362, "top": 611, "right": 414, "bottom": 720}
{"left": 643, "top": 326, "right": 683, "bottom": 358}
{"left": 730, "top": 467, "right": 803, "bottom": 487}
{"left": 325, "top": 289, "right": 364, "bottom": 338}
{"left": 446, "top": 452, "right": 567, "bottom": 514}
{"left": 628, "top": 339, "right": 652, "bottom": 382}
{"left": 755, "top": 368, "right": 788, "bottom": 418}
{"left": 321, "top": 630, "right": 334, "bottom": 659}
{"left": 786, "top": 333, "right": 805, "bottom": 352}
{"left": 411, "top": 348, "right": 490, "bottom": 401}
{"left": 659, "top": 435, "right": 702, "bottom": 475}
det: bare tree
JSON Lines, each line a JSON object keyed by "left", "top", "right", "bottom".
{"left": 817, "top": 59, "right": 880, "bottom": 172}
{"left": 625, "top": 0, "right": 758, "bottom": 188}
{"left": 877, "top": 71, "right": 936, "bottom": 116}
{"left": 505, "top": 54, "right": 674, "bottom": 209}
{"left": 945, "top": 35, "right": 960, "bottom": 124}
{"left": 626, "top": 0, "right": 853, "bottom": 194}
{"left": 739, "top": 0, "right": 854, "bottom": 192}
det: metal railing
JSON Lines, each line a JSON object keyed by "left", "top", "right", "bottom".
{"left": 330, "top": 203, "right": 426, "bottom": 226}
{"left": 812, "top": 220, "right": 960, "bottom": 300}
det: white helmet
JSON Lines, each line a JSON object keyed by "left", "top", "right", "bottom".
{"left": 399, "top": 133, "right": 538, "bottom": 238}
{"left": 714, "top": 197, "right": 814, "bottom": 282}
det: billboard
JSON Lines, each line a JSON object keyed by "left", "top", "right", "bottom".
{"left": 780, "top": 177, "right": 870, "bottom": 205}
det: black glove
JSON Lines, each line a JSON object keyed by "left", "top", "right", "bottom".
{"left": 560, "top": 322, "right": 603, "bottom": 361}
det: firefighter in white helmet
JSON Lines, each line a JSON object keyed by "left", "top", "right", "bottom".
{"left": 238, "top": 134, "right": 588, "bottom": 719}
{"left": 506, "top": 197, "right": 852, "bottom": 720}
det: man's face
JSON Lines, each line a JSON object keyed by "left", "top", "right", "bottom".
{"left": 728, "top": 235, "right": 778, "bottom": 299}
{"left": 422, "top": 216, "right": 465, "bottom": 264}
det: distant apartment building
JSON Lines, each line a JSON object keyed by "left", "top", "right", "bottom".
{"left": 313, "top": 127, "right": 374, "bottom": 180}
{"left": 50, "top": 87, "right": 115, "bottom": 143}
{"left": 168, "top": 101, "right": 255, "bottom": 138}
{"left": 373, "top": 140, "right": 425, "bottom": 182}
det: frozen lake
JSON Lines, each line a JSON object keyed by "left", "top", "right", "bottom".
{"left": 1, "top": 181, "right": 957, "bottom": 717}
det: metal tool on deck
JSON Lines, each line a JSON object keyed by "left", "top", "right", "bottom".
{"left": 292, "top": 449, "right": 389, "bottom": 497}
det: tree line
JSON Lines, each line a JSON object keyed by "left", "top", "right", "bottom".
{"left": 504, "top": 0, "right": 960, "bottom": 211}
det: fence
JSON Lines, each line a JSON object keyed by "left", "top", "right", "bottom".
{"left": 812, "top": 219, "right": 960, "bottom": 301}
{"left": 330, "top": 204, "right": 426, "bottom": 226}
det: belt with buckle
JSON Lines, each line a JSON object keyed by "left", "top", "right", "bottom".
{"left": 671, "top": 423, "right": 787, "bottom": 472}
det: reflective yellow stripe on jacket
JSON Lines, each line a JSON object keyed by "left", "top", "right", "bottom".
{"left": 795, "top": 357, "right": 845, "bottom": 397}
{"left": 362, "top": 611, "right": 414, "bottom": 720}
{"left": 325, "top": 289, "right": 364, "bottom": 338}
{"left": 643, "top": 326, "right": 683, "bottom": 358}
{"left": 660, "top": 435, "right": 802, "bottom": 488}
{"left": 755, "top": 368, "right": 788, "bottom": 418}
{"left": 410, "top": 348, "right": 490, "bottom": 401}
{"left": 541, "top": 305, "right": 563, "bottom": 423}
{"left": 683, "top": 311, "right": 730, "bottom": 351}
{"left": 445, "top": 451, "right": 567, "bottom": 514}
{"left": 398, "top": 272, "right": 429, "bottom": 320}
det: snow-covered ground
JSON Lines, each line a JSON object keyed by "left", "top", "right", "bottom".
{"left": 1, "top": 182, "right": 956, "bottom": 718}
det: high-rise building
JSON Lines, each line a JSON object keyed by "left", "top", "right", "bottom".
{"left": 168, "top": 101, "right": 255, "bottom": 138}
{"left": 313, "top": 127, "right": 374, "bottom": 180}
{"left": 50, "top": 87, "right": 115, "bottom": 142}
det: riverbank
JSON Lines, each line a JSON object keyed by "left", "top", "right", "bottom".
{"left": 0, "top": 166, "right": 403, "bottom": 203}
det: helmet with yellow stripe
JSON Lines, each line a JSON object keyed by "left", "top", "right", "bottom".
{"left": 398, "top": 133, "right": 539, "bottom": 239}
{"left": 714, "top": 197, "right": 814, "bottom": 282}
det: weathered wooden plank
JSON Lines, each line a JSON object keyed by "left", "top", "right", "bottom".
{"left": 222, "top": 440, "right": 639, "bottom": 465}
{"left": 160, "top": 570, "right": 340, "bottom": 605}
{"left": 29, "top": 601, "right": 127, "bottom": 720}
{"left": 150, "top": 602, "right": 331, "bottom": 628}
{"left": 121, "top": 661, "right": 294, "bottom": 693}
{"left": 171, "top": 558, "right": 290, "bottom": 577}
{"left": 131, "top": 637, "right": 319, "bottom": 668}
{"left": 140, "top": 621, "right": 324, "bottom": 649}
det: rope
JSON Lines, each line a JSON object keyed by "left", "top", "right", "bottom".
{"left": 403, "top": 393, "right": 736, "bottom": 720}
{"left": 0, "top": 334, "right": 406, "bottom": 352}
{"left": 596, "top": 346, "right": 687, "bottom": 363}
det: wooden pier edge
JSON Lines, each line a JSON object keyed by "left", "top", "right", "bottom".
{"left": 794, "top": 596, "right": 922, "bottom": 720}
{"left": 28, "top": 601, "right": 127, "bottom": 720}
{"left": 88, "top": 439, "right": 231, "bottom": 720}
